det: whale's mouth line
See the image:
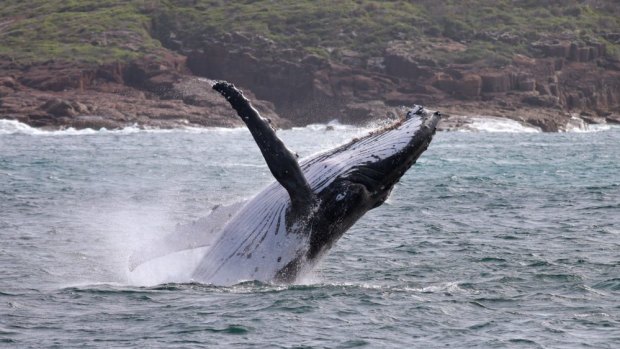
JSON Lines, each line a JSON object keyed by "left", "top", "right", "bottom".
{"left": 344, "top": 164, "right": 388, "bottom": 192}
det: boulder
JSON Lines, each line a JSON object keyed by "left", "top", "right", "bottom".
{"left": 579, "top": 113, "right": 607, "bottom": 125}
{"left": 69, "top": 115, "right": 124, "bottom": 130}
{"left": 605, "top": 114, "right": 620, "bottom": 124}
{"left": 40, "top": 98, "right": 78, "bottom": 117}
{"left": 527, "top": 118, "right": 559, "bottom": 132}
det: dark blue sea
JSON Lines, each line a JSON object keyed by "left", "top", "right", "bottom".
{"left": 1, "top": 119, "right": 619, "bottom": 348}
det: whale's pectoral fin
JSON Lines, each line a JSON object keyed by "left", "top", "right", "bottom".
{"left": 128, "top": 201, "right": 245, "bottom": 271}
{"left": 213, "top": 81, "right": 315, "bottom": 209}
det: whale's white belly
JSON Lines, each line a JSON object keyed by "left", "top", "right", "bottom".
{"left": 191, "top": 183, "right": 308, "bottom": 285}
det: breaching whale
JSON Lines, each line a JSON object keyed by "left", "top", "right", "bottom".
{"left": 130, "top": 81, "right": 440, "bottom": 286}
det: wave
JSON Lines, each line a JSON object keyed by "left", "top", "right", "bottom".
{"left": 2, "top": 116, "right": 616, "bottom": 136}
{"left": 0, "top": 118, "right": 249, "bottom": 136}
{"left": 290, "top": 119, "right": 367, "bottom": 132}
{"left": 459, "top": 116, "right": 542, "bottom": 133}
{"left": 0, "top": 118, "right": 367, "bottom": 137}
{"left": 562, "top": 116, "right": 614, "bottom": 133}
{"left": 449, "top": 115, "right": 619, "bottom": 133}
{"left": 55, "top": 279, "right": 470, "bottom": 297}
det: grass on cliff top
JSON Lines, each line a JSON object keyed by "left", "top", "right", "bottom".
{"left": 0, "top": 0, "right": 161, "bottom": 64}
{"left": 0, "top": 0, "right": 618, "bottom": 65}
{"left": 155, "top": 0, "right": 620, "bottom": 65}
{"left": 173, "top": 0, "right": 620, "bottom": 59}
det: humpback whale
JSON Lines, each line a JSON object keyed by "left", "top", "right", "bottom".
{"left": 130, "top": 81, "right": 440, "bottom": 285}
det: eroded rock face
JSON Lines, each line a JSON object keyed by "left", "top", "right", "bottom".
{"left": 1, "top": 34, "right": 619, "bottom": 132}
{"left": 375, "top": 41, "right": 620, "bottom": 131}
{"left": 384, "top": 51, "right": 434, "bottom": 80}
{"left": 0, "top": 76, "right": 17, "bottom": 89}
{"left": 532, "top": 40, "right": 607, "bottom": 62}
{"left": 433, "top": 73, "right": 482, "bottom": 98}
{"left": 0, "top": 54, "right": 286, "bottom": 130}
{"left": 18, "top": 62, "right": 87, "bottom": 91}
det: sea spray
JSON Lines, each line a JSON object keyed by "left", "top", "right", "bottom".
{"left": 459, "top": 116, "right": 542, "bottom": 133}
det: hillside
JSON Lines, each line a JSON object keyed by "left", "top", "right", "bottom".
{"left": 1, "top": 0, "right": 619, "bottom": 130}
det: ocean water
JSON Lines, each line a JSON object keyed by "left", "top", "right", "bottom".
{"left": 1, "top": 119, "right": 619, "bottom": 348}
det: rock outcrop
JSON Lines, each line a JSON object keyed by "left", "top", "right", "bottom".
{"left": 174, "top": 36, "right": 620, "bottom": 131}
{"left": 1, "top": 34, "right": 619, "bottom": 132}
{"left": 0, "top": 53, "right": 289, "bottom": 130}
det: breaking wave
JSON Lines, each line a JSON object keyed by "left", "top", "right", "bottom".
{"left": 563, "top": 116, "right": 613, "bottom": 133}
{"left": 460, "top": 116, "right": 542, "bottom": 133}
{"left": 1, "top": 116, "right": 615, "bottom": 136}
{"left": 0, "top": 118, "right": 365, "bottom": 137}
{"left": 0, "top": 118, "right": 246, "bottom": 136}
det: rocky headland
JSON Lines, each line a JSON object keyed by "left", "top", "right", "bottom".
{"left": 1, "top": 1, "right": 619, "bottom": 132}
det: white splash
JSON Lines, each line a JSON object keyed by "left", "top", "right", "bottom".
{"left": 0, "top": 118, "right": 367, "bottom": 137}
{"left": 562, "top": 116, "right": 612, "bottom": 133}
{"left": 0, "top": 119, "right": 52, "bottom": 135}
{"left": 291, "top": 119, "right": 366, "bottom": 132}
{"left": 461, "top": 116, "right": 541, "bottom": 133}
{"left": 89, "top": 200, "right": 213, "bottom": 287}
{"left": 0, "top": 118, "right": 247, "bottom": 136}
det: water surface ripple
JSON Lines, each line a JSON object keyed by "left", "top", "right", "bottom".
{"left": 1, "top": 125, "right": 619, "bottom": 348}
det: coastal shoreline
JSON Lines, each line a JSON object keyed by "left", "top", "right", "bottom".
{"left": 1, "top": 42, "right": 618, "bottom": 133}
{"left": 1, "top": 57, "right": 618, "bottom": 133}
{"left": 1, "top": 2, "right": 619, "bottom": 133}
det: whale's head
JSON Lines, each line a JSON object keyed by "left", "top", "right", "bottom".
{"left": 303, "top": 106, "right": 441, "bottom": 259}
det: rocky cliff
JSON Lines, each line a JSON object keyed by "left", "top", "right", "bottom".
{"left": 0, "top": 52, "right": 289, "bottom": 130}
{"left": 179, "top": 34, "right": 620, "bottom": 131}
{"left": 1, "top": 1, "right": 619, "bottom": 131}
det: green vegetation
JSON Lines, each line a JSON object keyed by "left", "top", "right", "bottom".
{"left": 0, "top": 0, "right": 161, "bottom": 64}
{"left": 0, "top": 0, "right": 618, "bottom": 65}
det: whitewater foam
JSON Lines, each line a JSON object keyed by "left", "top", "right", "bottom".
{"left": 461, "top": 116, "right": 542, "bottom": 133}
{"left": 2, "top": 116, "right": 615, "bottom": 136}
{"left": 0, "top": 118, "right": 248, "bottom": 136}
{"left": 562, "top": 116, "right": 614, "bottom": 133}
{"left": 0, "top": 118, "right": 368, "bottom": 139}
{"left": 291, "top": 119, "right": 365, "bottom": 132}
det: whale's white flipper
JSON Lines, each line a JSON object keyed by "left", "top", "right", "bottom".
{"left": 128, "top": 201, "right": 246, "bottom": 271}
